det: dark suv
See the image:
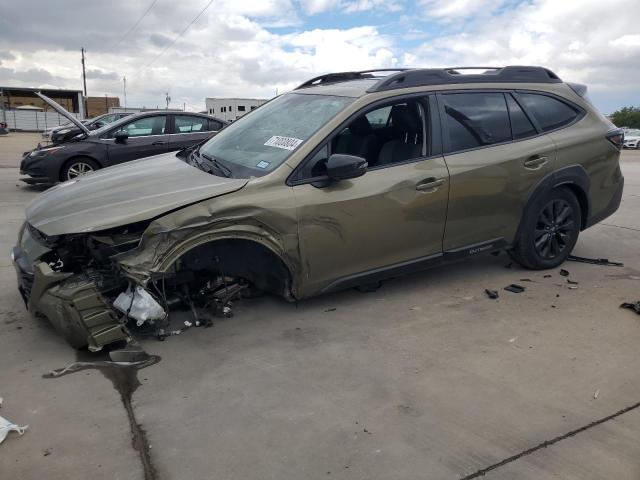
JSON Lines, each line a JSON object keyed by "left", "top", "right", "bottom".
{"left": 13, "top": 66, "right": 624, "bottom": 351}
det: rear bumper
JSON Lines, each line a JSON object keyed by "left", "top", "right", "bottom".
{"left": 585, "top": 177, "right": 624, "bottom": 229}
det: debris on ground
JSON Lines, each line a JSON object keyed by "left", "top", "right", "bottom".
{"left": 509, "top": 336, "right": 518, "bottom": 343}
{"left": 0, "top": 415, "right": 28, "bottom": 445}
{"left": 568, "top": 255, "right": 624, "bottom": 267}
{"left": 559, "top": 269, "right": 569, "bottom": 277}
{"left": 567, "top": 279, "right": 579, "bottom": 285}
{"left": 544, "top": 274, "right": 552, "bottom": 278}
{"left": 594, "top": 389, "right": 600, "bottom": 400}
{"left": 504, "top": 284, "right": 525, "bottom": 293}
{"left": 620, "top": 301, "right": 640, "bottom": 315}
{"left": 485, "top": 289, "right": 499, "bottom": 299}
{"left": 325, "top": 308, "right": 337, "bottom": 312}
{"left": 519, "top": 278, "right": 534, "bottom": 282}
{"left": 568, "top": 285, "right": 579, "bottom": 290}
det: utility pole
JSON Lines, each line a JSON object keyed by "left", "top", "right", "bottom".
{"left": 0, "top": 89, "right": 7, "bottom": 125}
{"left": 81, "top": 48, "right": 88, "bottom": 117}
{"left": 104, "top": 93, "right": 108, "bottom": 114}
{"left": 123, "top": 76, "right": 127, "bottom": 112}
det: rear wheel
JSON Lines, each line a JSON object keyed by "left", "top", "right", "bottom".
{"left": 510, "top": 187, "right": 581, "bottom": 269}
{"left": 61, "top": 157, "right": 99, "bottom": 181}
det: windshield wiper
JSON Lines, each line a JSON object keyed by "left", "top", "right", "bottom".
{"left": 201, "top": 152, "right": 233, "bottom": 178}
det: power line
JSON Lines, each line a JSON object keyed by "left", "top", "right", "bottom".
{"left": 133, "top": 0, "right": 213, "bottom": 78}
{"left": 111, "top": 0, "right": 158, "bottom": 50}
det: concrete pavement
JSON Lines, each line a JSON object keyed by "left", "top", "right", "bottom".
{"left": 0, "top": 132, "right": 639, "bottom": 479}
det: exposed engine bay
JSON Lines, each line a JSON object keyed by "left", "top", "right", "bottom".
{"left": 15, "top": 221, "right": 257, "bottom": 351}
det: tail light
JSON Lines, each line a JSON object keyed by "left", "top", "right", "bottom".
{"left": 606, "top": 129, "right": 624, "bottom": 149}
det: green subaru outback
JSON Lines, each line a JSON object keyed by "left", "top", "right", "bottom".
{"left": 13, "top": 66, "right": 624, "bottom": 350}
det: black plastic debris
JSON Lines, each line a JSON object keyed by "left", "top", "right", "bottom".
{"left": 504, "top": 284, "right": 525, "bottom": 293}
{"left": 519, "top": 278, "right": 534, "bottom": 282}
{"left": 485, "top": 289, "right": 499, "bottom": 299}
{"left": 544, "top": 274, "right": 552, "bottom": 278}
{"left": 559, "top": 269, "right": 569, "bottom": 277}
{"left": 568, "top": 255, "right": 624, "bottom": 267}
{"left": 567, "top": 279, "right": 579, "bottom": 285}
{"left": 620, "top": 301, "right": 640, "bottom": 315}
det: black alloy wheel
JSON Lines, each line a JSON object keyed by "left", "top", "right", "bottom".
{"left": 533, "top": 199, "right": 575, "bottom": 260}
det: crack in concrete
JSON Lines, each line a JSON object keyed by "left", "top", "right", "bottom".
{"left": 601, "top": 223, "right": 640, "bottom": 232}
{"left": 460, "top": 400, "right": 640, "bottom": 479}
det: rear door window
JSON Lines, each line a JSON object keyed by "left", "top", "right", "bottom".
{"left": 175, "top": 115, "right": 207, "bottom": 133}
{"left": 208, "top": 119, "right": 223, "bottom": 131}
{"left": 441, "top": 92, "right": 511, "bottom": 152}
{"left": 506, "top": 94, "right": 537, "bottom": 140}
{"left": 517, "top": 93, "right": 579, "bottom": 131}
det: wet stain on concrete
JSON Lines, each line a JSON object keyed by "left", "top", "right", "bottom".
{"left": 43, "top": 348, "right": 161, "bottom": 480}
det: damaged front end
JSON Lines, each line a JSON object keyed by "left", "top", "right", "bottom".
{"left": 12, "top": 220, "right": 250, "bottom": 351}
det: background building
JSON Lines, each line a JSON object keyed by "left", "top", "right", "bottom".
{"left": 86, "top": 96, "right": 120, "bottom": 117}
{"left": 0, "top": 86, "right": 85, "bottom": 116}
{"left": 205, "top": 97, "right": 267, "bottom": 121}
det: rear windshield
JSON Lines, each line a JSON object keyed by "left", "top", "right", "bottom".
{"left": 198, "top": 93, "right": 354, "bottom": 177}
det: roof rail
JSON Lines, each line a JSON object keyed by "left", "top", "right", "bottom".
{"left": 367, "top": 66, "right": 562, "bottom": 93}
{"left": 295, "top": 69, "right": 408, "bottom": 90}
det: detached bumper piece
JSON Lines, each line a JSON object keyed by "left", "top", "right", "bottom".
{"left": 30, "top": 263, "right": 131, "bottom": 351}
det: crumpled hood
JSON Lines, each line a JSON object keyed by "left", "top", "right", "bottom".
{"left": 26, "top": 152, "right": 248, "bottom": 236}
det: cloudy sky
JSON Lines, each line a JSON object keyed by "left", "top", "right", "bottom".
{"left": 0, "top": 0, "right": 638, "bottom": 113}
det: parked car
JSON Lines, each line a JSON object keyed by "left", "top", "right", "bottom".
{"left": 46, "top": 112, "right": 133, "bottom": 144}
{"left": 13, "top": 66, "right": 624, "bottom": 351}
{"left": 623, "top": 129, "right": 640, "bottom": 149}
{"left": 20, "top": 93, "right": 227, "bottom": 183}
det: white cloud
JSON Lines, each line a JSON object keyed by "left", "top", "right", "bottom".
{"left": 410, "top": 0, "right": 640, "bottom": 110}
{"left": 298, "top": 0, "right": 340, "bottom": 15}
{"left": 417, "top": 0, "right": 500, "bottom": 18}
{"left": 298, "top": 0, "right": 401, "bottom": 15}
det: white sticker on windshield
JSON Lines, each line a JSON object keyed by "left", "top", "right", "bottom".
{"left": 256, "top": 161, "right": 270, "bottom": 169}
{"left": 264, "top": 135, "right": 303, "bottom": 151}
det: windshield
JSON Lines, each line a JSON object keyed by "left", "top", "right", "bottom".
{"left": 626, "top": 129, "right": 640, "bottom": 137}
{"left": 197, "top": 93, "right": 354, "bottom": 178}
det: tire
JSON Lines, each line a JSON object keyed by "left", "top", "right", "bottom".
{"left": 60, "top": 157, "right": 99, "bottom": 181}
{"left": 509, "top": 187, "right": 581, "bottom": 270}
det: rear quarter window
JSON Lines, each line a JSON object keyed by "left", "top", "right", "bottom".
{"left": 517, "top": 93, "right": 580, "bottom": 132}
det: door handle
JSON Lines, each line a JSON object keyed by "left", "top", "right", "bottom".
{"left": 152, "top": 141, "right": 166, "bottom": 146}
{"left": 523, "top": 155, "right": 548, "bottom": 170}
{"left": 416, "top": 178, "right": 446, "bottom": 192}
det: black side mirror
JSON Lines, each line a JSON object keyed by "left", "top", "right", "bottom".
{"left": 114, "top": 130, "right": 129, "bottom": 143}
{"left": 326, "top": 154, "right": 367, "bottom": 181}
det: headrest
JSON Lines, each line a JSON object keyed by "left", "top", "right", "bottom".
{"left": 390, "top": 105, "right": 420, "bottom": 134}
{"left": 349, "top": 115, "right": 373, "bottom": 136}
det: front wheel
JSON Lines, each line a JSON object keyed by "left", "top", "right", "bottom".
{"left": 510, "top": 187, "right": 582, "bottom": 269}
{"left": 61, "top": 157, "right": 99, "bottom": 181}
